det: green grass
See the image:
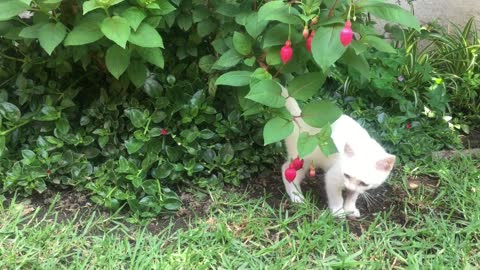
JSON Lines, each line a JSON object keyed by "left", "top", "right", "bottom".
{"left": 1, "top": 156, "right": 479, "bottom": 269}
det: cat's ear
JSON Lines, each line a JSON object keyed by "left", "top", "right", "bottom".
{"left": 376, "top": 155, "right": 396, "bottom": 171}
{"left": 344, "top": 143, "right": 355, "bottom": 157}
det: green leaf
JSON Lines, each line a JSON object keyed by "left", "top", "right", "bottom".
{"left": 0, "top": 102, "right": 21, "bottom": 121}
{"left": 266, "top": 47, "right": 281, "bottom": 66}
{"left": 263, "top": 117, "right": 294, "bottom": 145}
{"left": 19, "top": 23, "right": 45, "bottom": 39}
{"left": 105, "top": 45, "right": 130, "bottom": 79}
{"left": 136, "top": 47, "right": 164, "bottom": 68}
{"left": 245, "top": 80, "right": 286, "bottom": 108}
{"left": 197, "top": 19, "right": 217, "bottom": 38}
{"left": 0, "top": 0, "right": 30, "bottom": 21}
{"left": 258, "top": 1, "right": 301, "bottom": 25}
{"left": 302, "top": 100, "right": 342, "bottom": 128}
{"left": 55, "top": 118, "right": 70, "bottom": 135}
{"left": 263, "top": 24, "right": 302, "bottom": 49}
{"left": 212, "top": 49, "right": 243, "bottom": 70}
{"left": 297, "top": 132, "right": 318, "bottom": 158}
{"left": 128, "top": 22, "right": 164, "bottom": 48}
{"left": 0, "top": 135, "right": 5, "bottom": 157}
{"left": 232, "top": 31, "right": 252, "bottom": 56}
{"left": 101, "top": 16, "right": 131, "bottom": 48}
{"left": 82, "top": 0, "right": 101, "bottom": 15}
{"left": 311, "top": 26, "right": 346, "bottom": 71}
{"left": 122, "top": 7, "right": 146, "bottom": 31}
{"left": 38, "top": 22, "right": 67, "bottom": 55}
{"left": 341, "top": 48, "right": 370, "bottom": 79}
{"left": 177, "top": 15, "right": 192, "bottom": 31}
{"left": 361, "top": 35, "right": 396, "bottom": 53}
{"left": 317, "top": 123, "right": 338, "bottom": 156}
{"left": 198, "top": 55, "right": 216, "bottom": 73}
{"left": 153, "top": 0, "right": 176, "bottom": 15}
{"left": 215, "top": 71, "right": 252, "bottom": 87}
{"left": 288, "top": 72, "right": 326, "bottom": 101}
{"left": 360, "top": 2, "right": 420, "bottom": 30}
{"left": 245, "top": 13, "right": 268, "bottom": 38}
{"left": 125, "top": 108, "right": 147, "bottom": 128}
{"left": 64, "top": 21, "right": 104, "bottom": 46}
{"left": 125, "top": 137, "right": 144, "bottom": 154}
{"left": 127, "top": 61, "right": 147, "bottom": 88}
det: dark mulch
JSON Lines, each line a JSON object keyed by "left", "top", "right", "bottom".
{"left": 461, "top": 129, "right": 480, "bottom": 149}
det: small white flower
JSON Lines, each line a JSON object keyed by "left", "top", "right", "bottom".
{"left": 18, "top": 11, "right": 34, "bottom": 19}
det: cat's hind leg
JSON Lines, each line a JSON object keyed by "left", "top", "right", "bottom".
{"left": 281, "top": 161, "right": 306, "bottom": 203}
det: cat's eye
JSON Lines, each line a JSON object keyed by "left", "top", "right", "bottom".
{"left": 358, "top": 181, "right": 369, "bottom": 187}
{"left": 343, "top": 173, "right": 351, "bottom": 179}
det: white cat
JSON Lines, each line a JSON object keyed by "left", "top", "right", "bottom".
{"left": 281, "top": 87, "right": 396, "bottom": 217}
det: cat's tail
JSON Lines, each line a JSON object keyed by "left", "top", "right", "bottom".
{"left": 280, "top": 86, "right": 302, "bottom": 117}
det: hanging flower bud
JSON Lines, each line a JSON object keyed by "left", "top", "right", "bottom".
{"left": 340, "top": 20, "right": 353, "bottom": 47}
{"left": 285, "top": 163, "right": 297, "bottom": 182}
{"left": 292, "top": 156, "right": 304, "bottom": 170}
{"left": 280, "top": 40, "right": 293, "bottom": 64}
{"left": 302, "top": 26, "right": 309, "bottom": 39}
{"left": 309, "top": 161, "right": 315, "bottom": 177}
{"left": 311, "top": 16, "right": 319, "bottom": 25}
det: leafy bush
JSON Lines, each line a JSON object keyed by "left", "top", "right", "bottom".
{"left": 1, "top": 0, "right": 460, "bottom": 217}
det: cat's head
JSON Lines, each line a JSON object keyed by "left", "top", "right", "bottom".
{"left": 340, "top": 143, "right": 395, "bottom": 192}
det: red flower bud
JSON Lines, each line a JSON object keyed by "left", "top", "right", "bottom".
{"left": 280, "top": 40, "right": 293, "bottom": 64}
{"left": 292, "top": 156, "right": 304, "bottom": 170}
{"left": 161, "top": 128, "right": 167, "bottom": 136}
{"left": 309, "top": 168, "right": 316, "bottom": 178}
{"left": 47, "top": 169, "right": 51, "bottom": 175}
{"left": 285, "top": 167, "right": 297, "bottom": 182}
{"left": 340, "top": 20, "right": 353, "bottom": 47}
{"left": 406, "top": 123, "right": 412, "bottom": 129}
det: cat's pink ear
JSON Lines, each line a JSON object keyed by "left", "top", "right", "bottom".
{"left": 344, "top": 143, "right": 355, "bottom": 157}
{"left": 376, "top": 155, "right": 396, "bottom": 171}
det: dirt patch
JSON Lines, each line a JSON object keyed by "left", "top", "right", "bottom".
{"left": 461, "top": 129, "right": 480, "bottom": 149}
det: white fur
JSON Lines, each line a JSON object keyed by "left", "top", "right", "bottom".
{"left": 281, "top": 87, "right": 395, "bottom": 217}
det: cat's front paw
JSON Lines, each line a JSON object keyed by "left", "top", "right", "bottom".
{"left": 290, "top": 193, "right": 305, "bottom": 203}
{"left": 345, "top": 208, "right": 361, "bottom": 218}
{"left": 330, "top": 207, "right": 346, "bottom": 218}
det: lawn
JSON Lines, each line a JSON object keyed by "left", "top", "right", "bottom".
{"left": 1, "top": 155, "right": 479, "bottom": 269}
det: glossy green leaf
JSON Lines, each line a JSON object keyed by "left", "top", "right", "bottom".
{"left": 362, "top": 35, "right": 396, "bottom": 53}
{"left": 105, "top": 45, "right": 130, "bottom": 79}
{"left": 311, "top": 26, "right": 346, "bottom": 71}
{"left": 246, "top": 80, "right": 286, "bottom": 108}
{"left": 360, "top": 2, "right": 420, "bottom": 30}
{"left": 215, "top": 71, "right": 252, "bottom": 87}
{"left": 212, "top": 49, "right": 243, "bottom": 70}
{"left": 127, "top": 61, "right": 147, "bottom": 88}
{"left": 288, "top": 72, "right": 326, "bottom": 101}
{"left": 232, "top": 31, "right": 252, "bottom": 56}
{"left": 101, "top": 16, "right": 131, "bottom": 48}
{"left": 245, "top": 13, "right": 268, "bottom": 38}
{"left": 64, "top": 21, "right": 104, "bottom": 46}
{"left": 122, "top": 7, "right": 146, "bottom": 31}
{"left": 136, "top": 47, "right": 164, "bottom": 68}
{"left": 128, "top": 23, "right": 164, "bottom": 48}
{"left": 342, "top": 48, "right": 370, "bottom": 79}
{"left": 317, "top": 123, "right": 338, "bottom": 156}
{"left": 297, "top": 132, "right": 317, "bottom": 158}
{"left": 263, "top": 117, "right": 294, "bottom": 145}
{"left": 0, "top": 0, "right": 30, "bottom": 21}
{"left": 38, "top": 22, "right": 67, "bottom": 55}
{"left": 302, "top": 100, "right": 342, "bottom": 128}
